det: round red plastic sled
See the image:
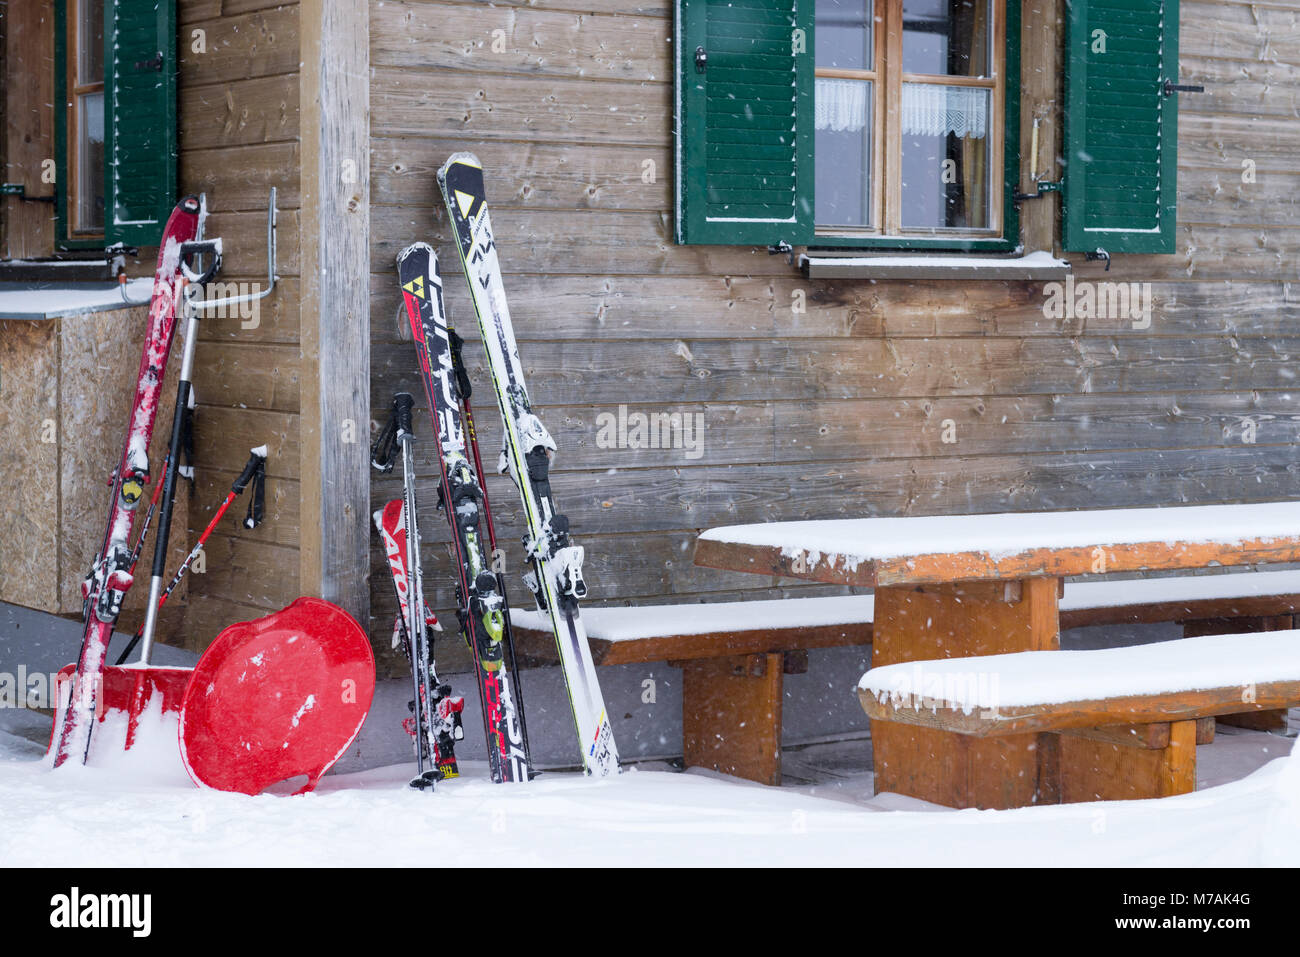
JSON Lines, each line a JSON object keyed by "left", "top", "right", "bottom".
{"left": 179, "top": 597, "right": 375, "bottom": 795}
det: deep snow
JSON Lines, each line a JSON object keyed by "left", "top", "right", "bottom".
{"left": 2, "top": 705, "right": 1296, "bottom": 868}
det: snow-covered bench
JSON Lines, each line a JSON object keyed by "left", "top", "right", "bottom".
{"left": 857, "top": 630, "right": 1300, "bottom": 803}
{"left": 509, "top": 568, "right": 1300, "bottom": 784}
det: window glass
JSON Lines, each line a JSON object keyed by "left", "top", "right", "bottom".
{"left": 815, "top": 80, "right": 873, "bottom": 227}
{"left": 815, "top": 0, "right": 873, "bottom": 71}
{"left": 77, "top": 0, "right": 103, "bottom": 83}
{"left": 900, "top": 83, "right": 990, "bottom": 228}
{"left": 77, "top": 93, "right": 105, "bottom": 232}
{"left": 71, "top": 0, "right": 105, "bottom": 234}
{"left": 903, "top": 0, "right": 991, "bottom": 78}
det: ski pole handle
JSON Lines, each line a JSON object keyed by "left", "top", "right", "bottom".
{"left": 394, "top": 392, "right": 415, "bottom": 438}
{"left": 179, "top": 239, "right": 224, "bottom": 285}
{"left": 232, "top": 445, "right": 269, "bottom": 494}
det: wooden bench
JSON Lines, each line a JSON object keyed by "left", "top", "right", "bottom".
{"left": 858, "top": 630, "right": 1300, "bottom": 804}
{"left": 509, "top": 568, "right": 1300, "bottom": 785}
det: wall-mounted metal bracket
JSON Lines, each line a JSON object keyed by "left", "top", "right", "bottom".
{"left": 767, "top": 240, "right": 794, "bottom": 265}
{"left": 1013, "top": 180, "right": 1062, "bottom": 204}
{"left": 1, "top": 183, "right": 55, "bottom": 203}
{"left": 1085, "top": 248, "right": 1111, "bottom": 271}
{"left": 119, "top": 188, "right": 280, "bottom": 309}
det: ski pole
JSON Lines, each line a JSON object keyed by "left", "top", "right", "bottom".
{"left": 131, "top": 241, "right": 224, "bottom": 667}
{"left": 115, "top": 447, "right": 267, "bottom": 666}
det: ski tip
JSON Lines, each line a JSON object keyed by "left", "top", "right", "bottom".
{"left": 437, "top": 152, "right": 482, "bottom": 180}
{"left": 179, "top": 195, "right": 202, "bottom": 215}
{"left": 250, "top": 444, "right": 269, "bottom": 459}
{"left": 395, "top": 241, "right": 435, "bottom": 267}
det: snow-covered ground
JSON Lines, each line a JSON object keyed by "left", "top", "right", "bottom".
{"left": 3, "top": 706, "right": 1297, "bottom": 867}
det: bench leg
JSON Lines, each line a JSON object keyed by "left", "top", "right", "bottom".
{"left": 1184, "top": 616, "right": 1293, "bottom": 734}
{"left": 681, "top": 653, "right": 783, "bottom": 786}
{"left": 871, "top": 578, "right": 1061, "bottom": 810}
{"left": 1058, "top": 719, "right": 1199, "bottom": 802}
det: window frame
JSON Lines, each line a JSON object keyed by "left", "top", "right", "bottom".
{"left": 811, "top": 0, "right": 1021, "bottom": 252}
{"left": 53, "top": 0, "right": 105, "bottom": 250}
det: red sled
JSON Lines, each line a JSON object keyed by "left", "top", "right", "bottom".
{"left": 178, "top": 597, "right": 375, "bottom": 795}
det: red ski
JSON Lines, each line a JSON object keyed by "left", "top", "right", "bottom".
{"left": 52, "top": 197, "right": 203, "bottom": 768}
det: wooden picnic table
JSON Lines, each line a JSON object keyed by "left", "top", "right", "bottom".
{"left": 694, "top": 502, "right": 1300, "bottom": 809}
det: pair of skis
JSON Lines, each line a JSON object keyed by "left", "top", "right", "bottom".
{"left": 384, "top": 154, "right": 619, "bottom": 784}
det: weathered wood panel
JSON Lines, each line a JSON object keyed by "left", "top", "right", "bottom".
{"left": 196, "top": 277, "right": 302, "bottom": 344}
{"left": 190, "top": 470, "right": 301, "bottom": 549}
{"left": 369, "top": 274, "right": 1300, "bottom": 342}
{"left": 180, "top": 73, "right": 299, "bottom": 149}
{"left": 204, "top": 208, "right": 301, "bottom": 276}
{"left": 371, "top": 69, "right": 670, "bottom": 145}
{"left": 185, "top": 594, "right": 283, "bottom": 655}
{"left": 181, "top": 141, "right": 301, "bottom": 211}
{"left": 371, "top": 0, "right": 669, "bottom": 80}
{"left": 191, "top": 341, "right": 301, "bottom": 413}
{"left": 374, "top": 205, "right": 1300, "bottom": 281}
{"left": 371, "top": 137, "right": 669, "bottom": 211}
{"left": 374, "top": 336, "right": 1300, "bottom": 405}
{"left": 2, "top": 0, "right": 54, "bottom": 258}
{"left": 367, "top": 0, "right": 1300, "bottom": 653}
{"left": 186, "top": 534, "right": 303, "bottom": 610}
{"left": 299, "top": 0, "right": 372, "bottom": 623}
{"left": 363, "top": 390, "right": 1300, "bottom": 475}
{"left": 175, "top": 1, "right": 304, "bottom": 653}
{"left": 192, "top": 407, "right": 300, "bottom": 480}
{"left": 180, "top": 5, "right": 301, "bottom": 87}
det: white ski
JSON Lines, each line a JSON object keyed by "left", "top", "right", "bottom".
{"left": 437, "top": 153, "right": 619, "bottom": 776}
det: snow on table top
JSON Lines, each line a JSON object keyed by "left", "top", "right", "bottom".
{"left": 699, "top": 502, "right": 1300, "bottom": 569}
{"left": 509, "top": 569, "right": 1300, "bottom": 642}
{"left": 859, "top": 630, "right": 1300, "bottom": 711}
{"left": 0, "top": 279, "right": 152, "bottom": 319}
{"left": 1061, "top": 568, "right": 1300, "bottom": 610}
{"left": 510, "top": 594, "right": 877, "bottom": 642}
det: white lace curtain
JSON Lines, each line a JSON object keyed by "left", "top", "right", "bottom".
{"left": 815, "top": 78, "right": 989, "bottom": 139}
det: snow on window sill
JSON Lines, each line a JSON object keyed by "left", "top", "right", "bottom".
{"left": 799, "top": 250, "right": 1070, "bottom": 281}
{"left": 0, "top": 280, "right": 152, "bottom": 320}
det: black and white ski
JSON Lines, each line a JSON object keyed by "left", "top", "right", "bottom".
{"left": 437, "top": 154, "right": 619, "bottom": 777}
{"left": 396, "top": 243, "right": 530, "bottom": 784}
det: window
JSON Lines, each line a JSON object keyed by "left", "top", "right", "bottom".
{"left": 675, "top": 0, "right": 1181, "bottom": 256}
{"left": 815, "top": 0, "right": 1002, "bottom": 239}
{"left": 54, "top": 1, "right": 178, "bottom": 249}
{"left": 68, "top": 0, "right": 106, "bottom": 236}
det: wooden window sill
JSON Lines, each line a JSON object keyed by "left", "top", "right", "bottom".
{"left": 799, "top": 250, "right": 1070, "bottom": 281}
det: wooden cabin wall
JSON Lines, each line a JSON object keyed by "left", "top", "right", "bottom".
{"left": 175, "top": 0, "right": 302, "bottom": 651}
{"left": 364, "top": 0, "right": 1298, "bottom": 675}
{"left": 2, "top": 0, "right": 55, "bottom": 257}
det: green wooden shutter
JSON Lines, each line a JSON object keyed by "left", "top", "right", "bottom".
{"left": 1063, "top": 0, "right": 1180, "bottom": 254}
{"left": 104, "top": 0, "right": 177, "bottom": 245}
{"left": 675, "top": 0, "right": 813, "bottom": 246}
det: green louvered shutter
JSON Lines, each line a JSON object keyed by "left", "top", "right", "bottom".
{"left": 676, "top": 0, "right": 813, "bottom": 246}
{"left": 1063, "top": 0, "right": 1180, "bottom": 254}
{"left": 104, "top": 0, "right": 178, "bottom": 245}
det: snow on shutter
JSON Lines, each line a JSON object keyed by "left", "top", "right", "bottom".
{"left": 104, "top": 0, "right": 178, "bottom": 245}
{"left": 675, "top": 0, "right": 814, "bottom": 246}
{"left": 1063, "top": 0, "right": 1181, "bottom": 254}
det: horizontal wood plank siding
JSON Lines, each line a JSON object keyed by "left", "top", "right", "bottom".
{"left": 367, "top": 0, "right": 1300, "bottom": 675}
{"left": 178, "top": 0, "right": 303, "bottom": 647}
